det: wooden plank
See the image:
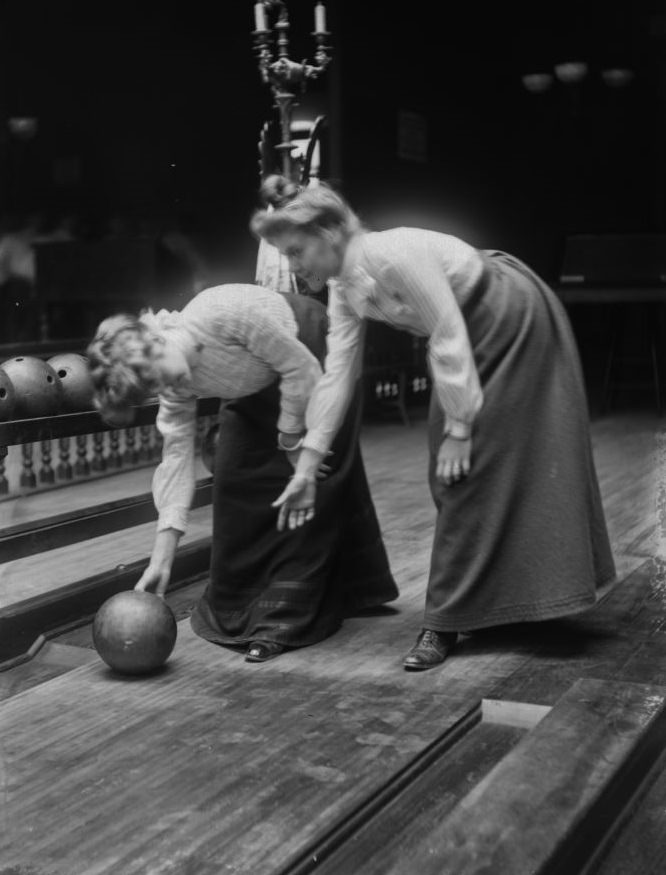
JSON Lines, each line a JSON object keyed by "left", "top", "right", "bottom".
{"left": 0, "top": 646, "right": 94, "bottom": 702}
{"left": 0, "top": 622, "right": 480, "bottom": 875}
{"left": 0, "top": 463, "right": 158, "bottom": 523}
{"left": 0, "top": 478, "right": 212, "bottom": 563}
{"left": 0, "top": 505, "right": 212, "bottom": 608}
{"left": 595, "top": 757, "right": 666, "bottom": 873}
{"left": 402, "top": 678, "right": 666, "bottom": 875}
{"left": 277, "top": 709, "right": 529, "bottom": 875}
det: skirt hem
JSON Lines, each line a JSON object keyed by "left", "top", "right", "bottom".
{"left": 422, "top": 588, "right": 607, "bottom": 632}
{"left": 189, "top": 609, "right": 342, "bottom": 649}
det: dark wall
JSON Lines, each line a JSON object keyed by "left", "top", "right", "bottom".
{"left": 0, "top": 1, "right": 662, "bottom": 287}
{"left": 334, "top": 2, "right": 664, "bottom": 281}
{"left": 0, "top": 1, "right": 275, "bottom": 281}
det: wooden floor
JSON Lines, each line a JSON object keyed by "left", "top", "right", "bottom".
{"left": 1, "top": 406, "right": 666, "bottom": 874}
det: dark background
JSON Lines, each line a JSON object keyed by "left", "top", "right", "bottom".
{"left": 0, "top": 0, "right": 663, "bottom": 287}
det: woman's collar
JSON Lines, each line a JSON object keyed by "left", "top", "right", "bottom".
{"left": 139, "top": 308, "right": 181, "bottom": 334}
{"left": 337, "top": 231, "right": 366, "bottom": 283}
{"left": 140, "top": 308, "right": 201, "bottom": 373}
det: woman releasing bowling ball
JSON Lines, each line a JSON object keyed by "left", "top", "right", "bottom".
{"left": 87, "top": 285, "right": 397, "bottom": 663}
{"left": 250, "top": 176, "right": 616, "bottom": 671}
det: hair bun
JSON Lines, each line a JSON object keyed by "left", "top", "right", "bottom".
{"left": 260, "top": 174, "right": 301, "bottom": 208}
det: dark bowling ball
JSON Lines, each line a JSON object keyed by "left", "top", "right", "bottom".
{"left": 201, "top": 423, "right": 220, "bottom": 474}
{"left": 47, "top": 352, "right": 95, "bottom": 412}
{"left": 1, "top": 355, "right": 63, "bottom": 418}
{"left": 93, "top": 590, "right": 178, "bottom": 675}
{"left": 0, "top": 369, "right": 16, "bottom": 421}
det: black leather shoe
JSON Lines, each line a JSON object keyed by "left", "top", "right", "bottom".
{"left": 245, "top": 641, "right": 285, "bottom": 663}
{"left": 403, "top": 629, "right": 457, "bottom": 671}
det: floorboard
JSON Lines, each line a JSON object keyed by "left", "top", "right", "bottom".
{"left": 0, "top": 409, "right": 665, "bottom": 874}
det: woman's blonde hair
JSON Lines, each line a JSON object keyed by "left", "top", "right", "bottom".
{"left": 250, "top": 175, "right": 361, "bottom": 242}
{"left": 86, "top": 314, "right": 157, "bottom": 426}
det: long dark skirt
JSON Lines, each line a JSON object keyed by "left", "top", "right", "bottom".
{"left": 424, "top": 251, "right": 616, "bottom": 632}
{"left": 190, "top": 295, "right": 398, "bottom": 649}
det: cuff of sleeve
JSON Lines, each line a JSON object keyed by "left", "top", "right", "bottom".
{"left": 157, "top": 507, "right": 189, "bottom": 534}
{"left": 302, "top": 428, "right": 334, "bottom": 456}
{"left": 277, "top": 411, "right": 305, "bottom": 435}
{"left": 443, "top": 418, "right": 473, "bottom": 440}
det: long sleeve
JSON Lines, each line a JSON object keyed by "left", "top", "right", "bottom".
{"left": 152, "top": 393, "right": 198, "bottom": 534}
{"left": 229, "top": 300, "right": 323, "bottom": 435}
{"left": 372, "top": 237, "right": 483, "bottom": 434}
{"left": 303, "top": 280, "right": 366, "bottom": 455}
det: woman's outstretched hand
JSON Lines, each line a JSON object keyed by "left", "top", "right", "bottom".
{"left": 436, "top": 436, "right": 472, "bottom": 486}
{"left": 272, "top": 475, "right": 317, "bottom": 531}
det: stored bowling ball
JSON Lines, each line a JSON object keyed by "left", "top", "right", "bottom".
{"left": 0, "top": 355, "right": 63, "bottom": 418}
{"left": 92, "top": 590, "right": 178, "bottom": 676}
{"left": 47, "top": 352, "right": 95, "bottom": 412}
{"left": 201, "top": 423, "right": 219, "bottom": 474}
{"left": 0, "top": 369, "right": 16, "bottom": 422}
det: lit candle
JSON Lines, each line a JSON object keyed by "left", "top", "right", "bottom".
{"left": 254, "top": 2, "right": 267, "bottom": 31}
{"left": 314, "top": 2, "right": 327, "bottom": 33}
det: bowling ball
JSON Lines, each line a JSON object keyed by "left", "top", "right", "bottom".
{"left": 47, "top": 352, "right": 95, "bottom": 412}
{"left": 92, "top": 590, "right": 178, "bottom": 676}
{"left": 0, "top": 355, "right": 63, "bottom": 418}
{"left": 201, "top": 424, "right": 219, "bottom": 474}
{"left": 0, "top": 369, "right": 16, "bottom": 422}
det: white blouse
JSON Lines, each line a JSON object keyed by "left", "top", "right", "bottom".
{"left": 146, "top": 285, "right": 322, "bottom": 534}
{"left": 303, "top": 228, "right": 485, "bottom": 455}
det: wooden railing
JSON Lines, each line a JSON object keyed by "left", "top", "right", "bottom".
{"left": 0, "top": 397, "right": 220, "bottom": 500}
{"left": 0, "top": 397, "right": 220, "bottom": 562}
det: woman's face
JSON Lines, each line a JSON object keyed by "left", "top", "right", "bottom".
{"left": 270, "top": 228, "right": 344, "bottom": 292}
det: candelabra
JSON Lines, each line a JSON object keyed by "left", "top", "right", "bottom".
{"left": 252, "top": 1, "right": 332, "bottom": 181}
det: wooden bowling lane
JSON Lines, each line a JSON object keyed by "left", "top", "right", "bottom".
{"left": 0, "top": 410, "right": 664, "bottom": 873}
{"left": 3, "top": 617, "right": 666, "bottom": 874}
{"left": 0, "top": 619, "right": 479, "bottom": 875}
{"left": 283, "top": 680, "right": 666, "bottom": 875}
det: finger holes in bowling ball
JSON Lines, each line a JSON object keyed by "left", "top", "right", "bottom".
{"left": 46, "top": 352, "right": 95, "bottom": 412}
{"left": 1, "top": 356, "right": 63, "bottom": 418}
{"left": 0, "top": 371, "right": 16, "bottom": 421}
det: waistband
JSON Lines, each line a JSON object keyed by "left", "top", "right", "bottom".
{"left": 460, "top": 251, "right": 495, "bottom": 316}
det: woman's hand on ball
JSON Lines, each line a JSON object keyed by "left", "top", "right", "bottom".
{"left": 136, "top": 528, "right": 181, "bottom": 597}
{"left": 135, "top": 564, "right": 171, "bottom": 598}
